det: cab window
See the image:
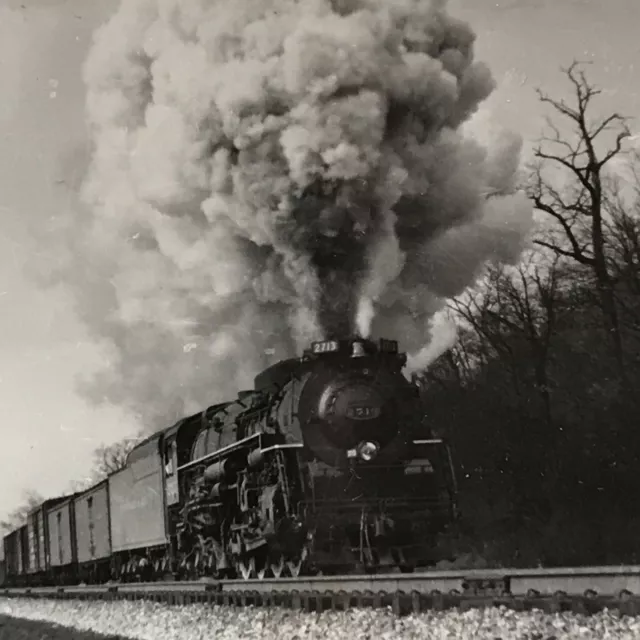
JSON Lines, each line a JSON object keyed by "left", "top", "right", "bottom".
{"left": 206, "top": 426, "right": 219, "bottom": 454}
{"left": 164, "top": 442, "right": 175, "bottom": 475}
{"left": 192, "top": 429, "right": 208, "bottom": 461}
{"left": 218, "top": 424, "right": 236, "bottom": 450}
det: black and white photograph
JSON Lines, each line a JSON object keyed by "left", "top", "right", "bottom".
{"left": 1, "top": 0, "right": 639, "bottom": 638}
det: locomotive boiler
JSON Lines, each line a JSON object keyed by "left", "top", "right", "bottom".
{"left": 169, "top": 337, "right": 458, "bottom": 579}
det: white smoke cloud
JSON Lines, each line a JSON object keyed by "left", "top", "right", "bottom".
{"left": 59, "top": 0, "right": 533, "bottom": 428}
{"left": 404, "top": 309, "right": 459, "bottom": 378}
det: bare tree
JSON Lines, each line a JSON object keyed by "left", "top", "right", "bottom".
{"left": 527, "top": 61, "right": 632, "bottom": 385}
{"left": 602, "top": 156, "right": 640, "bottom": 322}
{"left": 447, "top": 254, "right": 563, "bottom": 427}
{"left": 487, "top": 256, "right": 562, "bottom": 429}
{"left": 92, "top": 433, "right": 144, "bottom": 480}
{"left": 448, "top": 280, "right": 527, "bottom": 407}
{"left": 0, "top": 490, "right": 45, "bottom": 534}
{"left": 68, "top": 433, "right": 145, "bottom": 493}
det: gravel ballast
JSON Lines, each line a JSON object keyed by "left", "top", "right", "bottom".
{"left": 2, "top": 597, "right": 640, "bottom": 639}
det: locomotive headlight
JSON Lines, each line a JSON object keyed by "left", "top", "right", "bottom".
{"left": 357, "top": 440, "right": 379, "bottom": 462}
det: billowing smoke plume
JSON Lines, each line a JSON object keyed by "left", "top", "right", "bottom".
{"left": 73, "top": 0, "right": 532, "bottom": 428}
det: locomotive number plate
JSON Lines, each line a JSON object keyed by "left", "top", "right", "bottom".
{"left": 346, "top": 405, "right": 381, "bottom": 420}
{"left": 312, "top": 340, "right": 339, "bottom": 354}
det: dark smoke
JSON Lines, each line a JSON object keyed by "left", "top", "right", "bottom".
{"left": 63, "top": 0, "right": 532, "bottom": 427}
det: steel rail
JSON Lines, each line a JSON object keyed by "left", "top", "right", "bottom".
{"left": 3, "top": 565, "right": 640, "bottom": 616}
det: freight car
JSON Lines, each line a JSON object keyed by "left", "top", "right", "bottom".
{"left": 0, "top": 536, "right": 4, "bottom": 586}
{"left": 27, "top": 496, "right": 76, "bottom": 585}
{"left": 74, "top": 480, "right": 111, "bottom": 584}
{"left": 47, "top": 495, "right": 78, "bottom": 584}
{"left": 2, "top": 496, "right": 78, "bottom": 588}
{"left": 1, "top": 337, "right": 458, "bottom": 585}
{"left": 4, "top": 524, "right": 29, "bottom": 586}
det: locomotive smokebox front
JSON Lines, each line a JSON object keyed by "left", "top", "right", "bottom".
{"left": 296, "top": 338, "right": 415, "bottom": 468}
{"left": 315, "top": 377, "right": 391, "bottom": 449}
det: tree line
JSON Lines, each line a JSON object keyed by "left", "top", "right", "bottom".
{"left": 422, "top": 61, "right": 640, "bottom": 568}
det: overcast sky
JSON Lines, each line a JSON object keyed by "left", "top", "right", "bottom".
{"left": 0, "top": 0, "right": 638, "bottom": 521}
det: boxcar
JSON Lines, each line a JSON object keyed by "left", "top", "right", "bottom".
{"left": 27, "top": 497, "right": 75, "bottom": 583}
{"left": 3, "top": 530, "right": 18, "bottom": 585}
{"left": 18, "top": 525, "right": 28, "bottom": 579}
{"left": 0, "top": 535, "right": 5, "bottom": 586}
{"left": 6, "top": 525, "right": 30, "bottom": 585}
{"left": 74, "top": 479, "right": 111, "bottom": 583}
{"left": 26, "top": 505, "right": 47, "bottom": 576}
{"left": 47, "top": 495, "right": 77, "bottom": 583}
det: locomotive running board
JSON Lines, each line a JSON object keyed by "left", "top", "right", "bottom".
{"left": 179, "top": 435, "right": 301, "bottom": 473}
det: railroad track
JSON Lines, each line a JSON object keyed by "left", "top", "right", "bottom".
{"left": 4, "top": 565, "right": 640, "bottom": 616}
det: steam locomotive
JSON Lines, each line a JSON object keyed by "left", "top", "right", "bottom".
{"left": 2, "top": 337, "right": 458, "bottom": 586}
